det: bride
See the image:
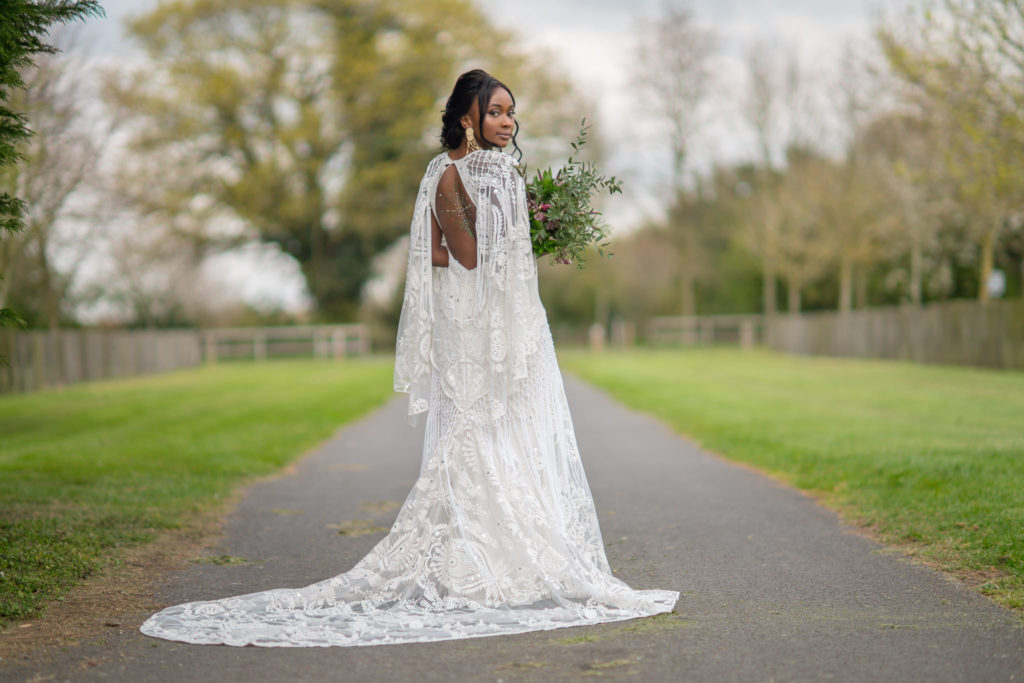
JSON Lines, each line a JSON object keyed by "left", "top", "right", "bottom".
{"left": 139, "top": 69, "right": 679, "bottom": 647}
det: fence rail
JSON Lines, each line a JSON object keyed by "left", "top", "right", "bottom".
{"left": 767, "top": 299, "right": 1024, "bottom": 370}
{"left": 0, "top": 324, "right": 372, "bottom": 395}
{"left": 5, "top": 302, "right": 1018, "bottom": 395}
{"left": 643, "top": 300, "right": 1024, "bottom": 371}
{"left": 201, "top": 324, "right": 370, "bottom": 362}
{"left": 647, "top": 314, "right": 764, "bottom": 349}
{"left": 0, "top": 328, "right": 201, "bottom": 395}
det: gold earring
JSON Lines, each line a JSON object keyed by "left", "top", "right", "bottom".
{"left": 465, "top": 127, "right": 481, "bottom": 153}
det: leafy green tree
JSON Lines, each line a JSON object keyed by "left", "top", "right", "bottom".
{"left": 0, "top": 0, "right": 102, "bottom": 362}
{"left": 112, "top": 0, "right": 583, "bottom": 321}
{"left": 859, "top": 111, "right": 948, "bottom": 306}
{"left": 0, "top": 38, "right": 116, "bottom": 330}
{"left": 878, "top": 0, "right": 1024, "bottom": 303}
{"left": 739, "top": 41, "right": 809, "bottom": 318}
{"left": 772, "top": 147, "right": 836, "bottom": 313}
{"left": 659, "top": 168, "right": 747, "bottom": 317}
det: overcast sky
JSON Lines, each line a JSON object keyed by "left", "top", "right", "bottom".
{"left": 82, "top": 0, "right": 908, "bottom": 193}
{"left": 478, "top": 0, "right": 908, "bottom": 181}
{"left": 73, "top": 0, "right": 913, "bottom": 315}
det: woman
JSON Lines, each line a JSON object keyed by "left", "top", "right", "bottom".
{"left": 140, "top": 69, "right": 678, "bottom": 648}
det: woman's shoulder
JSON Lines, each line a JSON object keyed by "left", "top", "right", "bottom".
{"left": 422, "top": 150, "right": 519, "bottom": 192}
{"left": 425, "top": 152, "right": 451, "bottom": 175}
{"left": 418, "top": 153, "right": 455, "bottom": 192}
{"left": 464, "top": 149, "right": 517, "bottom": 167}
{"left": 459, "top": 150, "right": 520, "bottom": 182}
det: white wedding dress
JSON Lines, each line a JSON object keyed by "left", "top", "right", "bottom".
{"left": 139, "top": 150, "right": 678, "bottom": 647}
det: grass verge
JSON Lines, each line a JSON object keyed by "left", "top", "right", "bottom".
{"left": 560, "top": 347, "right": 1024, "bottom": 614}
{"left": 0, "top": 358, "right": 394, "bottom": 629}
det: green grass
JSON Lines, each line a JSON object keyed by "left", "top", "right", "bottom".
{"left": 0, "top": 358, "right": 395, "bottom": 627}
{"left": 561, "top": 347, "right": 1024, "bottom": 613}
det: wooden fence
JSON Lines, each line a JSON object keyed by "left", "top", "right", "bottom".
{"left": 767, "top": 299, "right": 1024, "bottom": 370}
{"left": 641, "top": 300, "right": 1023, "bottom": 371}
{"left": 201, "top": 324, "right": 370, "bottom": 362}
{"left": 0, "top": 324, "right": 372, "bottom": 395}
{"left": 0, "top": 328, "right": 201, "bottom": 394}
{"left": 7, "top": 302, "right": 1016, "bottom": 395}
{"left": 646, "top": 314, "right": 765, "bottom": 349}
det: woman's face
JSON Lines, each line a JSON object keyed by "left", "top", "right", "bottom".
{"left": 466, "top": 88, "right": 515, "bottom": 149}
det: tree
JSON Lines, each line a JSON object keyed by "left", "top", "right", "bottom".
{"left": 660, "top": 170, "right": 738, "bottom": 317}
{"left": 634, "top": 2, "right": 714, "bottom": 191}
{"left": 633, "top": 2, "right": 715, "bottom": 316}
{"left": 773, "top": 147, "right": 835, "bottom": 313}
{"left": 0, "top": 35, "right": 119, "bottom": 329}
{"left": 0, "top": 0, "right": 102, "bottom": 363}
{"left": 111, "top": 0, "right": 583, "bottom": 321}
{"left": 822, "top": 51, "right": 898, "bottom": 313}
{"left": 739, "top": 42, "right": 821, "bottom": 317}
{"left": 878, "top": 0, "right": 1024, "bottom": 303}
{"left": 740, "top": 42, "right": 801, "bottom": 317}
{"left": 861, "top": 111, "right": 948, "bottom": 306}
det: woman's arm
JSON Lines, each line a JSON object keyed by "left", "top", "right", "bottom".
{"left": 430, "top": 212, "right": 449, "bottom": 267}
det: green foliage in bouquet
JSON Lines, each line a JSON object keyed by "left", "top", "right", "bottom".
{"left": 525, "top": 120, "right": 622, "bottom": 267}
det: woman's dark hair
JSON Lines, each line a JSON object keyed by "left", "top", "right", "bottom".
{"left": 440, "top": 68, "right": 521, "bottom": 159}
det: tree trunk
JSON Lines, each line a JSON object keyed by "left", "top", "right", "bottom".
{"left": 594, "top": 285, "right": 610, "bottom": 329}
{"left": 839, "top": 255, "right": 853, "bottom": 313}
{"left": 0, "top": 228, "right": 23, "bottom": 310}
{"left": 787, "top": 278, "right": 801, "bottom": 313}
{"left": 762, "top": 255, "right": 777, "bottom": 316}
{"left": 680, "top": 271, "right": 696, "bottom": 317}
{"left": 910, "top": 229, "right": 922, "bottom": 306}
{"left": 855, "top": 265, "right": 869, "bottom": 309}
{"left": 1019, "top": 253, "right": 1024, "bottom": 299}
{"left": 34, "top": 228, "right": 61, "bottom": 330}
{"left": 979, "top": 226, "right": 995, "bottom": 303}
{"left": 0, "top": 266, "right": 10, "bottom": 310}
{"left": 672, "top": 145, "right": 685, "bottom": 196}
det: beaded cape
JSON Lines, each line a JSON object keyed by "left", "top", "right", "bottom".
{"left": 138, "top": 150, "right": 678, "bottom": 647}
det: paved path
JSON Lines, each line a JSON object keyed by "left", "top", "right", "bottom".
{"left": 5, "top": 375, "right": 1023, "bottom": 682}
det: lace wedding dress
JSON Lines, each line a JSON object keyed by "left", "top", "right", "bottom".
{"left": 139, "top": 150, "right": 678, "bottom": 647}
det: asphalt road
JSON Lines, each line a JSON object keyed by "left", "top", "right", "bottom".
{"left": 4, "top": 373, "right": 1023, "bottom": 682}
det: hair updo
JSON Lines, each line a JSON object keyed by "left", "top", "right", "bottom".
{"left": 440, "top": 68, "right": 521, "bottom": 159}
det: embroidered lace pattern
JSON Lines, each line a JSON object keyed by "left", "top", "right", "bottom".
{"left": 138, "top": 150, "right": 679, "bottom": 647}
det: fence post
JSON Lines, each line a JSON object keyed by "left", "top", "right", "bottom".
{"left": 700, "top": 318, "right": 713, "bottom": 345}
{"left": 588, "top": 323, "right": 606, "bottom": 352}
{"left": 740, "top": 320, "right": 754, "bottom": 349}
{"left": 204, "top": 332, "right": 218, "bottom": 364}
{"left": 359, "top": 325, "right": 371, "bottom": 355}
{"left": 254, "top": 332, "right": 267, "bottom": 361}
{"left": 313, "top": 331, "right": 324, "bottom": 359}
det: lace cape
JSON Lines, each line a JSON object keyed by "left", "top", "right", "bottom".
{"left": 393, "top": 150, "right": 542, "bottom": 426}
{"left": 137, "top": 150, "right": 680, "bottom": 648}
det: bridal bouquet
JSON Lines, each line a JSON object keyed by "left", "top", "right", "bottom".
{"left": 525, "top": 120, "right": 622, "bottom": 267}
